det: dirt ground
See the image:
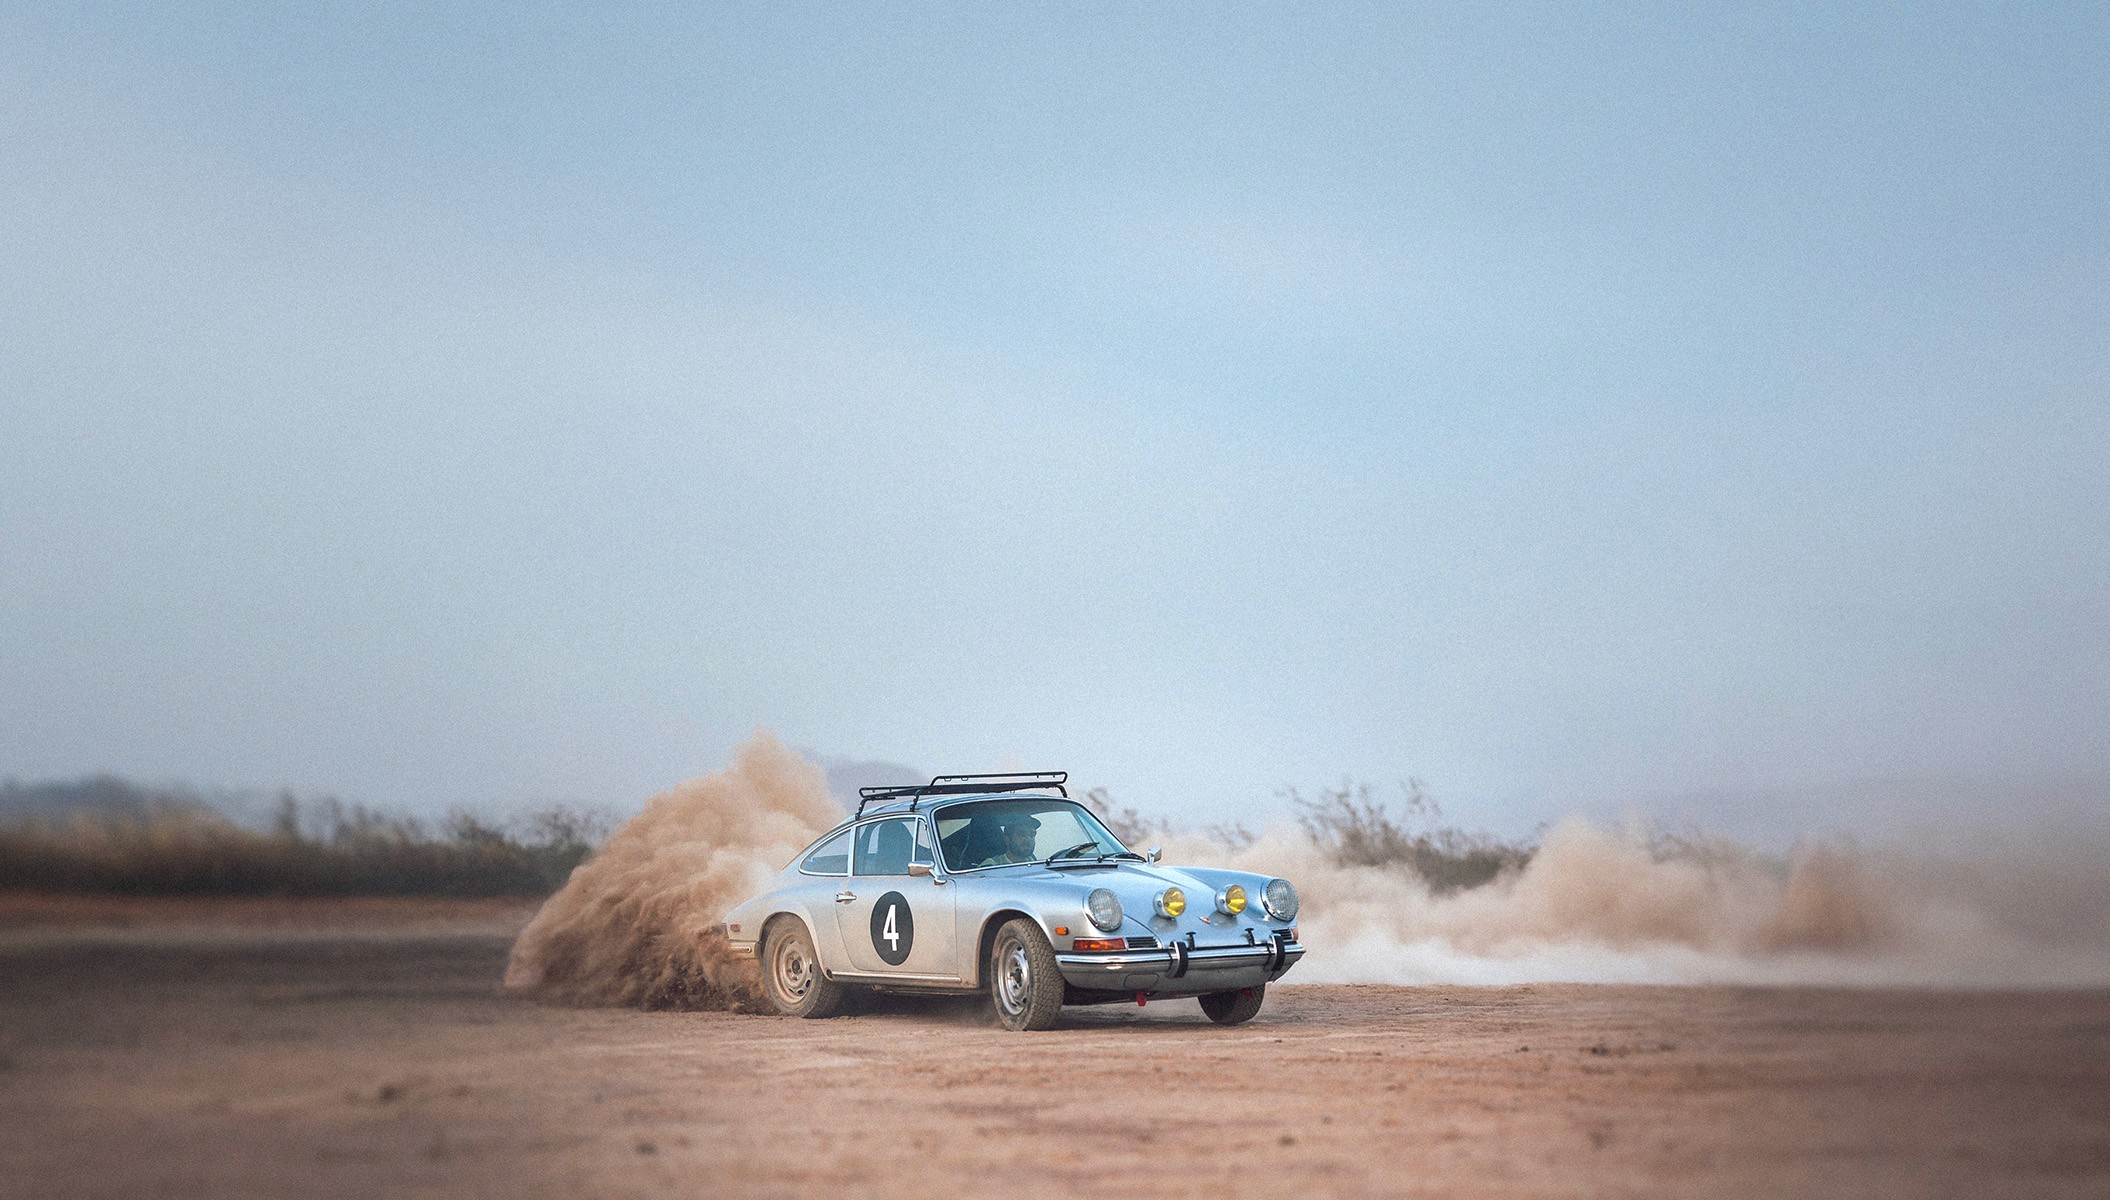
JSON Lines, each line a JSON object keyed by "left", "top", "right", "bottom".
{"left": 3, "top": 897, "right": 2107, "bottom": 1199}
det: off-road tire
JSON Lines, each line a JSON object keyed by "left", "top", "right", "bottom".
{"left": 761, "top": 919, "right": 848, "bottom": 1019}
{"left": 1199, "top": 984, "right": 1265, "bottom": 1025}
{"left": 989, "top": 918, "right": 1064, "bottom": 1031}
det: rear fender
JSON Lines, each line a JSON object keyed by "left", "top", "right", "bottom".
{"left": 760, "top": 905, "right": 842, "bottom": 977}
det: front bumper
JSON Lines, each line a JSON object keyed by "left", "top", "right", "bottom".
{"left": 1055, "top": 937, "right": 1304, "bottom": 997}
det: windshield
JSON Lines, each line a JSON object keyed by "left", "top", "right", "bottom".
{"left": 934, "top": 800, "right": 1129, "bottom": 871}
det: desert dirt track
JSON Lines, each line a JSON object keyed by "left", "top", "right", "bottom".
{"left": 3, "top": 898, "right": 2108, "bottom": 1199}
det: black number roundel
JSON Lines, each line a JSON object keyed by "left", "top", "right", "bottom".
{"left": 869, "top": 891, "right": 914, "bottom": 965}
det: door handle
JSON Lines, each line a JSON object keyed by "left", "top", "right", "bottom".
{"left": 834, "top": 891, "right": 856, "bottom": 904}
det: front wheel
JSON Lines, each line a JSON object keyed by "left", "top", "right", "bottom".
{"left": 761, "top": 920, "right": 847, "bottom": 1018}
{"left": 1199, "top": 984, "right": 1265, "bottom": 1025}
{"left": 989, "top": 918, "right": 1064, "bottom": 1031}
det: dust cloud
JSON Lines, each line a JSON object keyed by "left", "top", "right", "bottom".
{"left": 1183, "top": 819, "right": 2110, "bottom": 988}
{"left": 510, "top": 737, "right": 2108, "bottom": 1009}
{"left": 503, "top": 732, "right": 839, "bottom": 1010}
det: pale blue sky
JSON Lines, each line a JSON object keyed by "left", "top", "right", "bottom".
{"left": 3, "top": 4, "right": 2105, "bottom": 841}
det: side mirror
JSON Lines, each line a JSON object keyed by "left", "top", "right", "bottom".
{"left": 906, "top": 862, "right": 934, "bottom": 877}
{"left": 1146, "top": 847, "right": 1162, "bottom": 864}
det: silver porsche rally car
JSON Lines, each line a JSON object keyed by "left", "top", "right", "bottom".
{"left": 722, "top": 773, "right": 1304, "bottom": 1030}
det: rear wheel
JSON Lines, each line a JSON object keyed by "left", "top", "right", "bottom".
{"left": 761, "top": 920, "right": 847, "bottom": 1018}
{"left": 989, "top": 918, "right": 1064, "bottom": 1031}
{"left": 1199, "top": 984, "right": 1265, "bottom": 1025}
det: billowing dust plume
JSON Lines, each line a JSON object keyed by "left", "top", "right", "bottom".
{"left": 1178, "top": 819, "right": 2110, "bottom": 987}
{"left": 504, "top": 732, "right": 838, "bottom": 1010}
{"left": 509, "top": 734, "right": 2108, "bottom": 1002}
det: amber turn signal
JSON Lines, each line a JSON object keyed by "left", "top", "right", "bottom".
{"left": 1069, "top": 937, "right": 1126, "bottom": 952}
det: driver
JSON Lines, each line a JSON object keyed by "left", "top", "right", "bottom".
{"left": 987, "top": 814, "right": 1040, "bottom": 865}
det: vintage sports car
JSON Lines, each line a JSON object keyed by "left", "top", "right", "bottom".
{"left": 722, "top": 773, "right": 1304, "bottom": 1030}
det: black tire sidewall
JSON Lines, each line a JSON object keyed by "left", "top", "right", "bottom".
{"left": 1199, "top": 984, "right": 1265, "bottom": 1025}
{"left": 989, "top": 919, "right": 1063, "bottom": 1031}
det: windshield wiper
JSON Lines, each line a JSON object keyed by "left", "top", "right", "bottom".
{"left": 1047, "top": 843, "right": 1147, "bottom": 866}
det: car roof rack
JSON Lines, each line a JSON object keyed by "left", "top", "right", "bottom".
{"left": 855, "top": 771, "right": 1068, "bottom": 818}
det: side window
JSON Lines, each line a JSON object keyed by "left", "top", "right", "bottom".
{"left": 800, "top": 829, "right": 851, "bottom": 876}
{"left": 936, "top": 816, "right": 977, "bottom": 870}
{"left": 853, "top": 818, "right": 934, "bottom": 876}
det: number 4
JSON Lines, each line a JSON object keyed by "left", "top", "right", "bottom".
{"left": 882, "top": 904, "right": 899, "bottom": 950}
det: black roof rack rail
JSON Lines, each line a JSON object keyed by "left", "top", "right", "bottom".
{"left": 855, "top": 771, "right": 1068, "bottom": 818}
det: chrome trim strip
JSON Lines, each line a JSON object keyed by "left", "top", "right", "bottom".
{"left": 1055, "top": 950, "right": 1173, "bottom": 969}
{"left": 827, "top": 969, "right": 966, "bottom": 985}
{"left": 1187, "top": 942, "right": 1298, "bottom": 961}
{"left": 1054, "top": 942, "right": 1303, "bottom": 971}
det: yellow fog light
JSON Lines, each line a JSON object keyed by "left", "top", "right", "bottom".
{"left": 1155, "top": 887, "right": 1187, "bottom": 918}
{"left": 1217, "top": 885, "right": 1247, "bottom": 915}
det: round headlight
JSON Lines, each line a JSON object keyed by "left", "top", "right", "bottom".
{"left": 1085, "top": 888, "right": 1123, "bottom": 932}
{"left": 1262, "top": 878, "right": 1299, "bottom": 921}
{"left": 1154, "top": 887, "right": 1187, "bottom": 918}
{"left": 1216, "top": 884, "right": 1247, "bottom": 915}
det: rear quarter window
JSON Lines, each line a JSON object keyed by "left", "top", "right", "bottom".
{"left": 800, "top": 829, "right": 851, "bottom": 875}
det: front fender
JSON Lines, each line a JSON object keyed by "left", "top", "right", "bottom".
{"left": 953, "top": 878, "right": 1090, "bottom": 988}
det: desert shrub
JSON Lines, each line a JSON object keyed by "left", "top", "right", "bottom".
{"left": 1286, "top": 779, "right": 1533, "bottom": 893}
{"left": 0, "top": 787, "right": 608, "bottom": 898}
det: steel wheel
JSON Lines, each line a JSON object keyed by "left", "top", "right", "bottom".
{"left": 995, "top": 940, "right": 1031, "bottom": 1017}
{"left": 988, "top": 918, "right": 1063, "bottom": 1031}
{"left": 772, "top": 935, "right": 816, "bottom": 1000}
{"left": 760, "top": 919, "right": 847, "bottom": 1018}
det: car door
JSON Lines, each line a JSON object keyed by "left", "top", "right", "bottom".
{"left": 833, "top": 816, "right": 959, "bottom": 980}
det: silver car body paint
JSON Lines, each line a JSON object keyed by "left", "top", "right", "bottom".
{"left": 722, "top": 793, "right": 1304, "bottom": 1000}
